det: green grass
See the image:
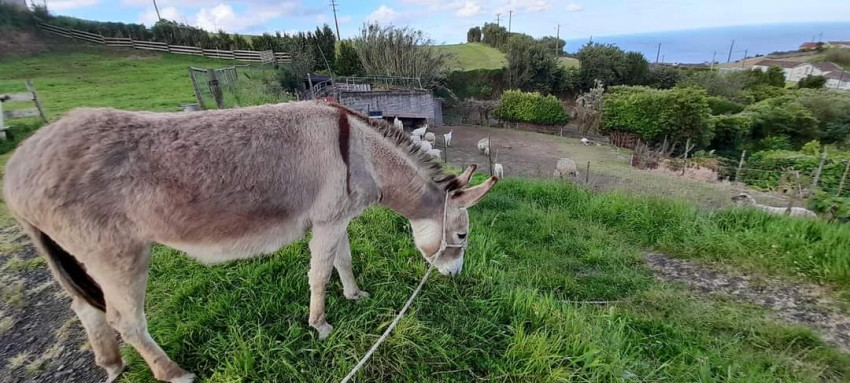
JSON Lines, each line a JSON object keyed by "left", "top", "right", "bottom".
{"left": 558, "top": 56, "right": 580, "bottom": 69}
{"left": 435, "top": 43, "right": 507, "bottom": 71}
{"left": 115, "top": 177, "right": 850, "bottom": 382}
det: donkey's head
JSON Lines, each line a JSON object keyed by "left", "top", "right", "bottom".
{"left": 410, "top": 165, "right": 498, "bottom": 276}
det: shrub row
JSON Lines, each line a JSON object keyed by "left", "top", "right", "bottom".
{"left": 493, "top": 90, "right": 568, "bottom": 126}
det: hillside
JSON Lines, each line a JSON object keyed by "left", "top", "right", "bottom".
{"left": 435, "top": 43, "right": 506, "bottom": 71}
{"left": 717, "top": 47, "right": 850, "bottom": 71}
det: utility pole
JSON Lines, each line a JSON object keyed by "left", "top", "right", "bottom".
{"left": 818, "top": 32, "right": 823, "bottom": 42}
{"left": 508, "top": 10, "right": 513, "bottom": 32}
{"left": 655, "top": 43, "right": 661, "bottom": 63}
{"left": 726, "top": 39, "right": 735, "bottom": 63}
{"left": 836, "top": 69, "right": 846, "bottom": 89}
{"left": 741, "top": 48, "right": 748, "bottom": 68}
{"left": 555, "top": 24, "right": 561, "bottom": 57}
{"left": 329, "top": 0, "right": 341, "bottom": 40}
{"left": 496, "top": 13, "right": 501, "bottom": 26}
{"left": 710, "top": 50, "right": 717, "bottom": 70}
{"left": 152, "top": 0, "right": 162, "bottom": 22}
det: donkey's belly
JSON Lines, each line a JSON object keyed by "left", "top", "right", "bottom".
{"left": 162, "top": 220, "right": 309, "bottom": 264}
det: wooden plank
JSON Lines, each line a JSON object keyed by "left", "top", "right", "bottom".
{"left": 3, "top": 109, "right": 40, "bottom": 118}
{"left": 25, "top": 80, "right": 48, "bottom": 122}
{"left": 187, "top": 67, "right": 207, "bottom": 110}
{"left": 0, "top": 93, "right": 33, "bottom": 102}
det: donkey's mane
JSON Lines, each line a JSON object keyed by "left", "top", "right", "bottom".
{"left": 326, "top": 102, "right": 462, "bottom": 191}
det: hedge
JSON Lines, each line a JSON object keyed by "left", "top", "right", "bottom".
{"left": 493, "top": 90, "right": 568, "bottom": 125}
{"left": 741, "top": 150, "right": 850, "bottom": 196}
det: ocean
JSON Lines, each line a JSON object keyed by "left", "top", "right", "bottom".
{"left": 563, "top": 22, "right": 850, "bottom": 64}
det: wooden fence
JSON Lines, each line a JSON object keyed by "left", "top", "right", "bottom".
{"left": 38, "top": 23, "right": 292, "bottom": 64}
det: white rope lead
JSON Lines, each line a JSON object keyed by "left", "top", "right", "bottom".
{"left": 340, "top": 264, "right": 436, "bottom": 383}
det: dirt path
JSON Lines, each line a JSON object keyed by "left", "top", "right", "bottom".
{"left": 645, "top": 252, "right": 850, "bottom": 352}
{"left": 0, "top": 227, "right": 104, "bottom": 383}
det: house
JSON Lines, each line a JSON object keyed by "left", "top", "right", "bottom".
{"left": 825, "top": 71, "right": 850, "bottom": 90}
{"left": 751, "top": 59, "right": 846, "bottom": 86}
{"left": 799, "top": 42, "right": 820, "bottom": 51}
{"left": 826, "top": 41, "right": 850, "bottom": 48}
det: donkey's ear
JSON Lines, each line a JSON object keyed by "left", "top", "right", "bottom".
{"left": 451, "top": 176, "right": 498, "bottom": 208}
{"left": 456, "top": 164, "right": 477, "bottom": 188}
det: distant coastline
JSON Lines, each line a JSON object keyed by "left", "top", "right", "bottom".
{"left": 563, "top": 22, "right": 850, "bottom": 64}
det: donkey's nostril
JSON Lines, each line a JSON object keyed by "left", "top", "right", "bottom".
{"left": 457, "top": 233, "right": 467, "bottom": 240}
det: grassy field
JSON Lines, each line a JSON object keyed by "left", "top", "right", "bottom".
{"left": 435, "top": 43, "right": 507, "bottom": 71}
{"left": 2, "top": 40, "right": 850, "bottom": 382}
{"left": 558, "top": 56, "right": 581, "bottom": 69}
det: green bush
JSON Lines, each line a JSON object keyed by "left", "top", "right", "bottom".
{"left": 707, "top": 96, "right": 745, "bottom": 115}
{"left": 0, "top": 3, "right": 42, "bottom": 31}
{"left": 51, "top": 15, "right": 150, "bottom": 40}
{"left": 742, "top": 150, "right": 850, "bottom": 194}
{"left": 710, "top": 113, "right": 752, "bottom": 150}
{"left": 334, "top": 40, "right": 364, "bottom": 76}
{"left": 798, "top": 75, "right": 827, "bottom": 89}
{"left": 494, "top": 90, "right": 569, "bottom": 125}
{"left": 744, "top": 96, "right": 819, "bottom": 148}
{"left": 602, "top": 86, "right": 714, "bottom": 146}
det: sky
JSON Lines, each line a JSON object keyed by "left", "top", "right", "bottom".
{"left": 43, "top": 0, "right": 850, "bottom": 43}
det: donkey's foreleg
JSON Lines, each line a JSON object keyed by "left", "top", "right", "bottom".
{"left": 334, "top": 233, "right": 370, "bottom": 300}
{"left": 70, "top": 298, "right": 124, "bottom": 383}
{"left": 308, "top": 223, "right": 347, "bottom": 339}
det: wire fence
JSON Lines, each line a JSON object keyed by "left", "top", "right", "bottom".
{"left": 187, "top": 63, "right": 295, "bottom": 110}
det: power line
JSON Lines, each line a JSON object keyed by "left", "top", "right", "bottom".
{"left": 655, "top": 43, "right": 661, "bottom": 63}
{"left": 726, "top": 39, "right": 735, "bottom": 63}
{"left": 329, "top": 0, "right": 341, "bottom": 40}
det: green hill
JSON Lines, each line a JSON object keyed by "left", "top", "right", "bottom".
{"left": 434, "top": 43, "right": 506, "bottom": 71}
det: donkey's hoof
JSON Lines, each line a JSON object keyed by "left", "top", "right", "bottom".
{"left": 170, "top": 373, "right": 196, "bottom": 383}
{"left": 345, "top": 290, "right": 370, "bottom": 300}
{"left": 314, "top": 323, "right": 334, "bottom": 340}
{"left": 104, "top": 362, "right": 126, "bottom": 383}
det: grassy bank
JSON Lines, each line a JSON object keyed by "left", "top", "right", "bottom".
{"left": 435, "top": 43, "right": 506, "bottom": 71}
{"left": 116, "top": 177, "right": 850, "bottom": 382}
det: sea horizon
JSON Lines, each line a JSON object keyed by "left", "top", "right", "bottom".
{"left": 563, "top": 21, "right": 850, "bottom": 64}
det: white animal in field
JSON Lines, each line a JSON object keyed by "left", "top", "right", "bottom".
{"left": 477, "top": 138, "right": 490, "bottom": 155}
{"left": 443, "top": 130, "right": 453, "bottom": 147}
{"left": 731, "top": 193, "right": 818, "bottom": 218}
{"left": 417, "top": 141, "right": 432, "bottom": 152}
{"left": 580, "top": 137, "right": 593, "bottom": 146}
{"left": 411, "top": 134, "right": 422, "bottom": 143}
{"left": 553, "top": 158, "right": 578, "bottom": 179}
{"left": 426, "top": 148, "right": 442, "bottom": 160}
{"left": 424, "top": 132, "right": 436, "bottom": 144}
{"left": 393, "top": 117, "right": 403, "bottom": 130}
{"left": 493, "top": 163, "right": 504, "bottom": 178}
{"left": 412, "top": 125, "right": 427, "bottom": 137}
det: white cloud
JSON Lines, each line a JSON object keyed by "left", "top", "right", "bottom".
{"left": 49, "top": 0, "right": 98, "bottom": 11}
{"left": 365, "top": 5, "right": 400, "bottom": 24}
{"left": 137, "top": 6, "right": 184, "bottom": 26}
{"left": 455, "top": 0, "right": 481, "bottom": 17}
{"left": 565, "top": 3, "right": 583, "bottom": 12}
{"left": 498, "top": 0, "right": 551, "bottom": 14}
{"left": 338, "top": 15, "right": 352, "bottom": 24}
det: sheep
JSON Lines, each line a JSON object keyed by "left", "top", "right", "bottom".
{"left": 553, "top": 158, "right": 578, "bottom": 179}
{"left": 393, "top": 117, "right": 403, "bottom": 130}
{"left": 580, "top": 137, "right": 592, "bottom": 146}
{"left": 443, "top": 130, "right": 453, "bottom": 147}
{"left": 411, "top": 135, "right": 422, "bottom": 143}
{"left": 424, "top": 132, "right": 436, "bottom": 144}
{"left": 412, "top": 125, "right": 427, "bottom": 137}
{"left": 417, "top": 141, "right": 433, "bottom": 152}
{"left": 731, "top": 193, "right": 818, "bottom": 218}
{"left": 477, "top": 137, "right": 490, "bottom": 156}
{"left": 426, "top": 148, "right": 442, "bottom": 160}
{"left": 493, "top": 163, "right": 504, "bottom": 178}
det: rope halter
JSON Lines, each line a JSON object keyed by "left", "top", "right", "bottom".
{"left": 431, "top": 191, "right": 467, "bottom": 263}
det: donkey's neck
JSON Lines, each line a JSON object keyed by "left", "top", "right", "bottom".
{"left": 370, "top": 146, "right": 443, "bottom": 221}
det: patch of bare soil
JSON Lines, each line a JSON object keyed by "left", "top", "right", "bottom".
{"left": 0, "top": 229, "right": 104, "bottom": 383}
{"left": 645, "top": 253, "right": 850, "bottom": 352}
{"left": 0, "top": 31, "right": 47, "bottom": 60}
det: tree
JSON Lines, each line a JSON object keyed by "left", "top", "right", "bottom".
{"left": 538, "top": 36, "right": 566, "bottom": 56}
{"left": 335, "top": 40, "right": 364, "bottom": 76}
{"left": 505, "top": 35, "right": 562, "bottom": 94}
{"left": 798, "top": 74, "right": 827, "bottom": 89}
{"left": 744, "top": 96, "right": 819, "bottom": 148}
{"left": 765, "top": 66, "right": 786, "bottom": 87}
{"left": 466, "top": 27, "right": 482, "bottom": 43}
{"left": 311, "top": 24, "right": 336, "bottom": 71}
{"left": 574, "top": 80, "right": 605, "bottom": 133}
{"left": 646, "top": 65, "right": 681, "bottom": 89}
{"left": 575, "top": 43, "right": 649, "bottom": 90}
{"left": 354, "top": 24, "right": 452, "bottom": 88}
{"left": 481, "top": 22, "right": 510, "bottom": 50}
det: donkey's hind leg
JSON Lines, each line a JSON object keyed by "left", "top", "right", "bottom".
{"left": 98, "top": 247, "right": 195, "bottom": 383}
{"left": 70, "top": 297, "right": 125, "bottom": 382}
{"left": 334, "top": 233, "right": 369, "bottom": 300}
{"left": 308, "top": 223, "right": 349, "bottom": 340}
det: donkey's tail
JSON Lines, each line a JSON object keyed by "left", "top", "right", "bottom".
{"left": 27, "top": 225, "right": 106, "bottom": 312}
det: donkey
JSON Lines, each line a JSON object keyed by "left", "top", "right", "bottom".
{"left": 3, "top": 101, "right": 498, "bottom": 383}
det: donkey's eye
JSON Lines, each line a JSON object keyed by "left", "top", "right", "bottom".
{"left": 457, "top": 233, "right": 467, "bottom": 240}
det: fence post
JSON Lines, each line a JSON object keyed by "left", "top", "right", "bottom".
{"left": 812, "top": 150, "right": 828, "bottom": 190}
{"left": 187, "top": 68, "right": 206, "bottom": 110}
{"left": 25, "top": 79, "right": 48, "bottom": 122}
{"left": 487, "top": 135, "right": 493, "bottom": 176}
{"left": 785, "top": 170, "right": 802, "bottom": 215}
{"left": 585, "top": 161, "right": 591, "bottom": 184}
{"left": 207, "top": 69, "right": 225, "bottom": 109}
{"left": 682, "top": 138, "right": 692, "bottom": 176}
{"left": 838, "top": 160, "right": 850, "bottom": 197}
{"left": 735, "top": 150, "right": 746, "bottom": 183}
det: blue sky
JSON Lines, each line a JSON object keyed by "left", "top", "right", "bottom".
{"left": 46, "top": 0, "right": 850, "bottom": 43}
